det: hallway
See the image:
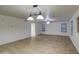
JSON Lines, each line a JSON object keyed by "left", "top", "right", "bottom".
{"left": 0, "top": 35, "right": 78, "bottom": 54}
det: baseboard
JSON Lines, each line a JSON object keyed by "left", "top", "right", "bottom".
{"left": 0, "top": 36, "right": 31, "bottom": 45}
{"left": 69, "top": 36, "right": 79, "bottom": 53}
{"left": 0, "top": 34, "right": 41, "bottom": 45}
{"left": 40, "top": 34, "right": 69, "bottom": 37}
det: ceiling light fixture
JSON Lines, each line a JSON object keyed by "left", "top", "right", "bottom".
{"left": 46, "top": 21, "right": 50, "bottom": 24}
{"left": 37, "top": 14, "right": 44, "bottom": 19}
{"left": 26, "top": 5, "right": 44, "bottom": 21}
{"left": 27, "top": 16, "right": 34, "bottom": 21}
{"left": 27, "top": 13, "right": 34, "bottom": 21}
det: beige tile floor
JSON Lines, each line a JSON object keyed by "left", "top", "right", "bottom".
{"left": 0, "top": 34, "right": 78, "bottom": 54}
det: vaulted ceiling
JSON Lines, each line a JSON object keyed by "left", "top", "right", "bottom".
{"left": 0, "top": 5, "right": 79, "bottom": 21}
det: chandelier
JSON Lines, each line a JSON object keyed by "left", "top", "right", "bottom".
{"left": 27, "top": 5, "right": 44, "bottom": 21}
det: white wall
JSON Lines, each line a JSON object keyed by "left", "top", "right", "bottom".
{"left": 35, "top": 22, "right": 41, "bottom": 35}
{"left": 41, "top": 21, "right": 69, "bottom": 36}
{"left": 69, "top": 10, "right": 79, "bottom": 53}
{"left": 0, "top": 15, "right": 31, "bottom": 45}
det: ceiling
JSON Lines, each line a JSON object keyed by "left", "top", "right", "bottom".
{"left": 0, "top": 5, "right": 79, "bottom": 21}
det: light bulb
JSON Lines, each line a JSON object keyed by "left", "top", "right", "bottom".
{"left": 46, "top": 21, "right": 50, "bottom": 24}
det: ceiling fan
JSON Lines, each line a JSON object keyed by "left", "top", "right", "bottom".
{"left": 24, "top": 5, "right": 55, "bottom": 24}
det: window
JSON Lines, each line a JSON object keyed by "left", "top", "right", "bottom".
{"left": 71, "top": 20, "right": 73, "bottom": 35}
{"left": 42, "top": 23, "right": 46, "bottom": 32}
{"left": 61, "top": 23, "right": 67, "bottom": 32}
